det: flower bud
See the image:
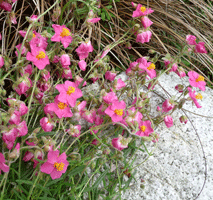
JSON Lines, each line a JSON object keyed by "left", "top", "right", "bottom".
{"left": 179, "top": 115, "right": 188, "bottom": 124}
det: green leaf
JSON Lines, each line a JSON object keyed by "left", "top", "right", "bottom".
{"left": 101, "top": 12, "right": 106, "bottom": 21}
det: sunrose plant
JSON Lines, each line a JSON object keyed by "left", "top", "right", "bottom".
{"left": 0, "top": 1, "right": 209, "bottom": 198}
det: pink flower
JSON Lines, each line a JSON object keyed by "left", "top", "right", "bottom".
{"left": 76, "top": 41, "right": 93, "bottom": 60}
{"left": 100, "top": 48, "right": 110, "bottom": 59}
{"left": 28, "top": 15, "right": 39, "bottom": 23}
{"left": 40, "top": 150, "right": 69, "bottom": 180}
{"left": 125, "top": 107, "right": 143, "bottom": 124}
{"left": 47, "top": 95, "right": 73, "bottom": 119}
{"left": 175, "top": 84, "right": 184, "bottom": 93}
{"left": 23, "top": 151, "right": 34, "bottom": 162}
{"left": 9, "top": 11, "right": 17, "bottom": 24}
{"left": 135, "top": 120, "right": 154, "bottom": 137}
{"left": 2, "top": 127, "right": 18, "bottom": 150}
{"left": 114, "top": 79, "right": 126, "bottom": 90}
{"left": 75, "top": 76, "right": 87, "bottom": 87}
{"left": 26, "top": 46, "right": 49, "bottom": 70}
{"left": 56, "top": 81, "right": 83, "bottom": 107}
{"left": 162, "top": 99, "right": 175, "bottom": 113}
{"left": 136, "top": 31, "right": 152, "bottom": 44}
{"left": 186, "top": 35, "right": 197, "bottom": 45}
{"left": 132, "top": 4, "right": 154, "bottom": 18}
{"left": 112, "top": 135, "right": 132, "bottom": 151}
{"left": 20, "top": 64, "right": 33, "bottom": 76}
{"left": 0, "top": 55, "right": 4, "bottom": 68}
{"left": 78, "top": 60, "right": 87, "bottom": 71}
{"left": 195, "top": 42, "right": 207, "bottom": 54}
{"left": 82, "top": 109, "right": 96, "bottom": 123}
{"left": 105, "top": 71, "right": 116, "bottom": 81}
{"left": 15, "top": 44, "right": 27, "bottom": 57}
{"left": 0, "top": 33, "right": 1, "bottom": 40}
{"left": 187, "top": 87, "right": 202, "bottom": 108}
{"left": 105, "top": 100, "right": 126, "bottom": 122}
{"left": 140, "top": 62, "right": 156, "bottom": 79}
{"left": 0, "top": 153, "right": 9, "bottom": 175}
{"left": 188, "top": 71, "right": 206, "bottom": 91}
{"left": 164, "top": 115, "right": 173, "bottom": 128}
{"left": 51, "top": 24, "right": 72, "bottom": 48}
{"left": 0, "top": 1, "right": 12, "bottom": 12}
{"left": 60, "top": 54, "right": 70, "bottom": 68}
{"left": 141, "top": 16, "right": 153, "bottom": 29}
{"left": 62, "top": 68, "right": 73, "bottom": 79}
{"left": 9, "top": 143, "right": 20, "bottom": 159}
{"left": 176, "top": 67, "right": 186, "bottom": 78}
{"left": 17, "top": 121, "right": 28, "bottom": 137}
{"left": 103, "top": 91, "right": 118, "bottom": 104}
{"left": 29, "top": 32, "right": 48, "bottom": 50}
{"left": 87, "top": 18, "right": 101, "bottom": 23}
{"left": 9, "top": 110, "right": 21, "bottom": 125}
{"left": 66, "top": 125, "right": 81, "bottom": 137}
{"left": 14, "top": 77, "right": 32, "bottom": 96}
{"left": 40, "top": 117, "right": 54, "bottom": 132}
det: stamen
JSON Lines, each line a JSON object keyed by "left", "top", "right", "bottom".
{"left": 60, "top": 28, "right": 70, "bottom": 37}
{"left": 147, "top": 63, "right": 155, "bottom": 70}
{"left": 140, "top": 6, "right": 146, "bottom": 13}
{"left": 195, "top": 93, "right": 203, "bottom": 100}
{"left": 114, "top": 109, "right": 123, "bottom": 116}
{"left": 140, "top": 125, "right": 146, "bottom": 132}
{"left": 36, "top": 51, "right": 46, "bottom": 60}
{"left": 54, "top": 162, "right": 65, "bottom": 171}
{"left": 196, "top": 75, "right": 204, "bottom": 82}
{"left": 57, "top": 102, "right": 67, "bottom": 109}
{"left": 66, "top": 86, "right": 75, "bottom": 95}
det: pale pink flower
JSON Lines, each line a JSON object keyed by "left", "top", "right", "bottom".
{"left": 9, "top": 11, "right": 17, "bottom": 24}
{"left": 176, "top": 67, "right": 186, "bottom": 78}
{"left": 60, "top": 54, "right": 70, "bottom": 68}
{"left": 56, "top": 81, "right": 83, "bottom": 107}
{"left": 136, "top": 31, "right": 152, "bottom": 44}
{"left": 82, "top": 109, "right": 96, "bottom": 123}
{"left": 40, "top": 150, "right": 69, "bottom": 180}
{"left": 15, "top": 44, "right": 27, "bottom": 57}
{"left": 76, "top": 41, "right": 93, "bottom": 60}
{"left": 40, "top": 117, "right": 54, "bottom": 132}
{"left": 14, "top": 77, "right": 32, "bottom": 96}
{"left": 2, "top": 127, "right": 18, "bottom": 150}
{"left": 26, "top": 46, "right": 49, "bottom": 70}
{"left": 51, "top": 24, "right": 72, "bottom": 48}
{"left": 112, "top": 135, "right": 132, "bottom": 151}
{"left": 164, "top": 115, "right": 173, "bottom": 128}
{"left": 17, "top": 120, "right": 28, "bottom": 137}
{"left": 62, "top": 68, "right": 72, "bottom": 79}
{"left": 33, "top": 150, "right": 44, "bottom": 168}
{"left": 105, "top": 100, "right": 126, "bottom": 122}
{"left": 188, "top": 71, "right": 206, "bottom": 91}
{"left": 9, "top": 143, "right": 20, "bottom": 159}
{"left": 125, "top": 107, "right": 143, "bottom": 124}
{"left": 0, "top": 153, "right": 9, "bottom": 175}
{"left": 66, "top": 125, "right": 81, "bottom": 137}
{"left": 103, "top": 91, "right": 118, "bottom": 104}
{"left": 141, "top": 16, "right": 153, "bottom": 29}
{"left": 28, "top": 15, "right": 39, "bottom": 23}
{"left": 135, "top": 120, "right": 153, "bottom": 137}
{"left": 78, "top": 60, "right": 87, "bottom": 71}
{"left": 75, "top": 76, "right": 87, "bottom": 87}
{"left": 9, "top": 110, "right": 21, "bottom": 125}
{"left": 132, "top": 4, "right": 154, "bottom": 18}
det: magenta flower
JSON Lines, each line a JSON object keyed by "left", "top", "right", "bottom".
{"left": 40, "top": 150, "right": 69, "bottom": 180}
{"left": 51, "top": 24, "right": 72, "bottom": 48}
{"left": 66, "top": 125, "right": 81, "bottom": 137}
{"left": 105, "top": 100, "right": 126, "bottom": 122}
{"left": 56, "top": 81, "right": 83, "bottom": 107}
{"left": 9, "top": 110, "right": 21, "bottom": 125}
{"left": 162, "top": 99, "right": 175, "bottom": 113}
{"left": 195, "top": 42, "right": 207, "bottom": 54}
{"left": 114, "top": 79, "right": 126, "bottom": 90}
{"left": 60, "top": 54, "right": 70, "bottom": 68}
{"left": 186, "top": 35, "right": 197, "bottom": 45}
{"left": 0, "top": 55, "right": 4, "bottom": 68}
{"left": 40, "top": 117, "right": 54, "bottom": 132}
{"left": 140, "top": 62, "right": 156, "bottom": 79}
{"left": 20, "top": 64, "right": 33, "bottom": 76}
{"left": 141, "top": 16, "right": 153, "bottom": 29}
{"left": 0, "top": 1, "right": 12, "bottom": 12}
{"left": 2, "top": 127, "right": 18, "bottom": 150}
{"left": 62, "top": 68, "right": 73, "bottom": 79}
{"left": 179, "top": 115, "right": 188, "bottom": 124}
{"left": 78, "top": 60, "right": 87, "bottom": 71}
{"left": 29, "top": 32, "right": 48, "bottom": 50}
{"left": 15, "top": 43, "right": 27, "bottom": 57}
{"left": 47, "top": 95, "right": 73, "bottom": 119}
{"left": 105, "top": 71, "right": 116, "bottom": 81}
{"left": 17, "top": 121, "right": 28, "bottom": 137}
{"left": 103, "top": 91, "right": 118, "bottom": 104}
{"left": 164, "top": 115, "right": 173, "bottom": 128}
{"left": 0, "top": 153, "right": 9, "bottom": 175}
{"left": 76, "top": 41, "right": 93, "bottom": 60}
{"left": 188, "top": 71, "right": 206, "bottom": 91}
{"left": 26, "top": 46, "right": 49, "bottom": 70}
{"left": 187, "top": 87, "right": 202, "bottom": 108}
{"left": 176, "top": 67, "right": 186, "bottom": 78}
{"left": 135, "top": 120, "right": 154, "bottom": 137}
{"left": 136, "top": 31, "right": 152, "bottom": 44}
{"left": 125, "top": 107, "right": 143, "bottom": 124}
{"left": 112, "top": 135, "right": 132, "bottom": 151}
{"left": 75, "top": 76, "right": 87, "bottom": 87}
{"left": 132, "top": 4, "right": 154, "bottom": 18}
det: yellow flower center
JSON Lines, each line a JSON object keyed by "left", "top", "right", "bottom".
{"left": 77, "top": 101, "right": 81, "bottom": 106}
{"left": 66, "top": 86, "right": 75, "bottom": 95}
{"left": 196, "top": 75, "right": 204, "bottom": 82}
{"left": 33, "top": 33, "right": 36, "bottom": 38}
{"left": 54, "top": 162, "right": 65, "bottom": 171}
{"left": 195, "top": 93, "right": 203, "bottom": 100}
{"left": 57, "top": 102, "right": 67, "bottom": 109}
{"left": 114, "top": 109, "right": 123, "bottom": 116}
{"left": 140, "top": 6, "right": 146, "bottom": 13}
{"left": 140, "top": 125, "right": 146, "bottom": 132}
{"left": 60, "top": 28, "right": 70, "bottom": 37}
{"left": 36, "top": 51, "right": 46, "bottom": 60}
{"left": 147, "top": 63, "right": 155, "bottom": 70}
